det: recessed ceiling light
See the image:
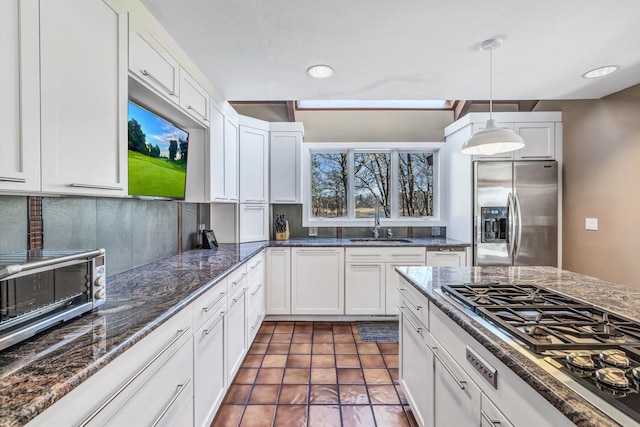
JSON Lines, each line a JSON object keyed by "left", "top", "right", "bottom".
{"left": 307, "top": 65, "right": 334, "bottom": 79}
{"left": 582, "top": 65, "right": 619, "bottom": 79}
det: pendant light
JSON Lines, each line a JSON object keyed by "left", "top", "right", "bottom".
{"left": 461, "top": 39, "right": 525, "bottom": 156}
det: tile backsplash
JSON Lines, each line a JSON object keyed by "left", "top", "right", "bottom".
{"left": 271, "top": 204, "right": 445, "bottom": 239}
{"left": 0, "top": 195, "right": 200, "bottom": 276}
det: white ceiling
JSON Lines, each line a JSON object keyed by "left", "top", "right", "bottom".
{"left": 140, "top": 0, "right": 640, "bottom": 101}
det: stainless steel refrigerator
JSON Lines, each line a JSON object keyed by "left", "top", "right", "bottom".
{"left": 474, "top": 161, "right": 558, "bottom": 266}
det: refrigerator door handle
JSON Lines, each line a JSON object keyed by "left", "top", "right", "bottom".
{"left": 514, "top": 192, "right": 523, "bottom": 258}
{"left": 507, "top": 193, "right": 515, "bottom": 260}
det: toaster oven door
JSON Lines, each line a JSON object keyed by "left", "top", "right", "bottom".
{"left": 0, "top": 263, "right": 90, "bottom": 331}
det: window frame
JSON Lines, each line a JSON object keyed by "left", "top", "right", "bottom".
{"left": 302, "top": 142, "right": 446, "bottom": 227}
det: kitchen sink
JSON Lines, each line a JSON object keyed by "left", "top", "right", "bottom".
{"left": 350, "top": 238, "right": 413, "bottom": 243}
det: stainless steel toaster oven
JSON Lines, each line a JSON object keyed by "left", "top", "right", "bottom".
{"left": 0, "top": 249, "right": 106, "bottom": 351}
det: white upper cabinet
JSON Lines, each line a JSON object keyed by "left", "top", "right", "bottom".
{"left": 472, "top": 121, "right": 558, "bottom": 161}
{"left": 40, "top": 0, "right": 127, "bottom": 196}
{"left": 211, "top": 104, "right": 239, "bottom": 203}
{"left": 239, "top": 117, "right": 269, "bottom": 203}
{"left": 513, "top": 122, "right": 555, "bottom": 159}
{"left": 269, "top": 123, "right": 304, "bottom": 204}
{"left": 129, "top": 30, "right": 180, "bottom": 104}
{"left": 0, "top": 0, "right": 41, "bottom": 193}
{"left": 179, "top": 68, "right": 209, "bottom": 125}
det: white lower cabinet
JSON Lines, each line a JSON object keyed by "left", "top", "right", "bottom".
{"left": 399, "top": 306, "right": 433, "bottom": 427}
{"left": 385, "top": 263, "right": 424, "bottom": 315}
{"left": 426, "top": 248, "right": 468, "bottom": 267}
{"left": 226, "top": 285, "right": 248, "bottom": 384}
{"left": 481, "top": 394, "right": 514, "bottom": 427}
{"left": 345, "top": 263, "right": 385, "bottom": 315}
{"left": 194, "top": 305, "right": 226, "bottom": 427}
{"left": 291, "top": 248, "right": 344, "bottom": 315}
{"left": 428, "top": 333, "right": 481, "bottom": 427}
{"left": 246, "top": 251, "right": 266, "bottom": 343}
{"left": 266, "top": 248, "right": 291, "bottom": 314}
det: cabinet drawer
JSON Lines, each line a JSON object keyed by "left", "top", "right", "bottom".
{"left": 481, "top": 394, "right": 514, "bottom": 427}
{"left": 228, "top": 264, "right": 248, "bottom": 295}
{"left": 398, "top": 277, "right": 428, "bottom": 329}
{"left": 247, "top": 251, "right": 266, "bottom": 292}
{"left": 193, "top": 278, "right": 228, "bottom": 331}
{"left": 346, "top": 247, "right": 425, "bottom": 263}
{"left": 103, "top": 337, "right": 193, "bottom": 427}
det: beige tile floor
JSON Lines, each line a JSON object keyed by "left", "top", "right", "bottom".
{"left": 211, "top": 321, "right": 418, "bottom": 427}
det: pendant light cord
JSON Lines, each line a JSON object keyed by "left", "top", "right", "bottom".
{"left": 489, "top": 45, "right": 493, "bottom": 119}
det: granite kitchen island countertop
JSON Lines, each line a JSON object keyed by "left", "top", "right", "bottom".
{"left": 397, "top": 265, "right": 640, "bottom": 427}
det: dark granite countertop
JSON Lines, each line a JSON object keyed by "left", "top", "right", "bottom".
{"left": 0, "top": 242, "right": 268, "bottom": 427}
{"left": 268, "top": 236, "right": 470, "bottom": 247}
{"left": 396, "top": 265, "right": 640, "bottom": 427}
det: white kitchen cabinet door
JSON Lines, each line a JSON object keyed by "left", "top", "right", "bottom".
{"left": 239, "top": 125, "right": 269, "bottom": 203}
{"left": 129, "top": 30, "right": 180, "bottom": 103}
{"left": 40, "top": 0, "right": 127, "bottom": 196}
{"left": 180, "top": 68, "right": 209, "bottom": 125}
{"left": 385, "top": 263, "right": 424, "bottom": 315}
{"left": 224, "top": 116, "right": 240, "bottom": 201}
{"left": 270, "top": 131, "right": 302, "bottom": 203}
{"left": 194, "top": 309, "right": 226, "bottom": 427}
{"left": 226, "top": 286, "right": 247, "bottom": 384}
{"left": 266, "top": 248, "right": 291, "bottom": 315}
{"left": 426, "top": 249, "right": 467, "bottom": 267}
{"left": 0, "top": 0, "right": 40, "bottom": 192}
{"left": 209, "top": 104, "right": 226, "bottom": 201}
{"left": 239, "top": 204, "right": 269, "bottom": 242}
{"left": 399, "top": 307, "right": 433, "bottom": 427}
{"left": 291, "top": 248, "right": 345, "bottom": 315}
{"left": 429, "top": 334, "right": 481, "bottom": 427}
{"left": 513, "top": 122, "right": 555, "bottom": 159}
{"left": 345, "top": 263, "right": 385, "bottom": 315}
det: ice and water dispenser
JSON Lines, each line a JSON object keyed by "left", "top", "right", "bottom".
{"left": 481, "top": 207, "right": 508, "bottom": 243}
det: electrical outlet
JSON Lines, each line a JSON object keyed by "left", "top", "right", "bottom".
{"left": 431, "top": 227, "right": 441, "bottom": 236}
{"left": 585, "top": 218, "right": 598, "bottom": 231}
{"left": 308, "top": 227, "right": 318, "bottom": 237}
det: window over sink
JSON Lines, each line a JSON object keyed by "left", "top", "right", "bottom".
{"left": 303, "top": 142, "right": 445, "bottom": 227}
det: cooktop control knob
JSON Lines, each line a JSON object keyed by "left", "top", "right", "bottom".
{"left": 595, "top": 367, "right": 629, "bottom": 389}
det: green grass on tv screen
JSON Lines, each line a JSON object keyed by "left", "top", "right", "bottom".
{"left": 128, "top": 150, "right": 186, "bottom": 198}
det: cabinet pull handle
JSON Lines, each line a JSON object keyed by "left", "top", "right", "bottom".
{"left": 399, "top": 306, "right": 422, "bottom": 333}
{"left": 250, "top": 283, "right": 263, "bottom": 296}
{"left": 297, "top": 250, "right": 337, "bottom": 255}
{"left": 250, "top": 314, "right": 262, "bottom": 331}
{"left": 203, "top": 311, "right": 226, "bottom": 335}
{"left": 214, "top": 197, "right": 229, "bottom": 201}
{"left": 230, "top": 288, "right": 247, "bottom": 307}
{"left": 151, "top": 378, "right": 192, "bottom": 427}
{"left": 244, "top": 199, "right": 265, "bottom": 203}
{"left": 391, "top": 253, "right": 423, "bottom": 257}
{"left": 250, "top": 260, "right": 262, "bottom": 269}
{"left": 398, "top": 288, "right": 422, "bottom": 311}
{"left": 349, "top": 264, "right": 381, "bottom": 268}
{"left": 232, "top": 273, "right": 247, "bottom": 286}
{"left": 187, "top": 105, "right": 208, "bottom": 121}
{"left": 481, "top": 410, "right": 501, "bottom": 426}
{"left": 140, "top": 69, "right": 176, "bottom": 96}
{"left": 429, "top": 345, "right": 467, "bottom": 390}
{"left": 203, "top": 292, "right": 226, "bottom": 312}
{"left": 79, "top": 327, "right": 190, "bottom": 426}
{"left": 0, "top": 176, "right": 26, "bottom": 183}
{"left": 69, "top": 183, "right": 124, "bottom": 191}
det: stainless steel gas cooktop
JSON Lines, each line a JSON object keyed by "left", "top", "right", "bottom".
{"left": 441, "top": 282, "right": 640, "bottom": 424}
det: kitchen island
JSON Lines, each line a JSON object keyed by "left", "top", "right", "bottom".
{"left": 397, "top": 265, "right": 640, "bottom": 427}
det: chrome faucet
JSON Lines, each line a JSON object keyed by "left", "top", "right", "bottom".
{"left": 373, "top": 198, "right": 381, "bottom": 239}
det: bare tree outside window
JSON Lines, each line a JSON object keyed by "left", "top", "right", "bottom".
{"left": 311, "top": 152, "right": 348, "bottom": 217}
{"left": 398, "top": 152, "right": 434, "bottom": 217}
{"left": 354, "top": 153, "right": 391, "bottom": 218}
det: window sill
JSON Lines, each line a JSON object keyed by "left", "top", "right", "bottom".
{"left": 302, "top": 218, "right": 446, "bottom": 228}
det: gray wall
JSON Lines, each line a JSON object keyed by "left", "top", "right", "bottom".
{"left": 0, "top": 195, "right": 200, "bottom": 277}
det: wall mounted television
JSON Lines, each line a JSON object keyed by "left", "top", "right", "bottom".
{"left": 127, "top": 101, "right": 189, "bottom": 199}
